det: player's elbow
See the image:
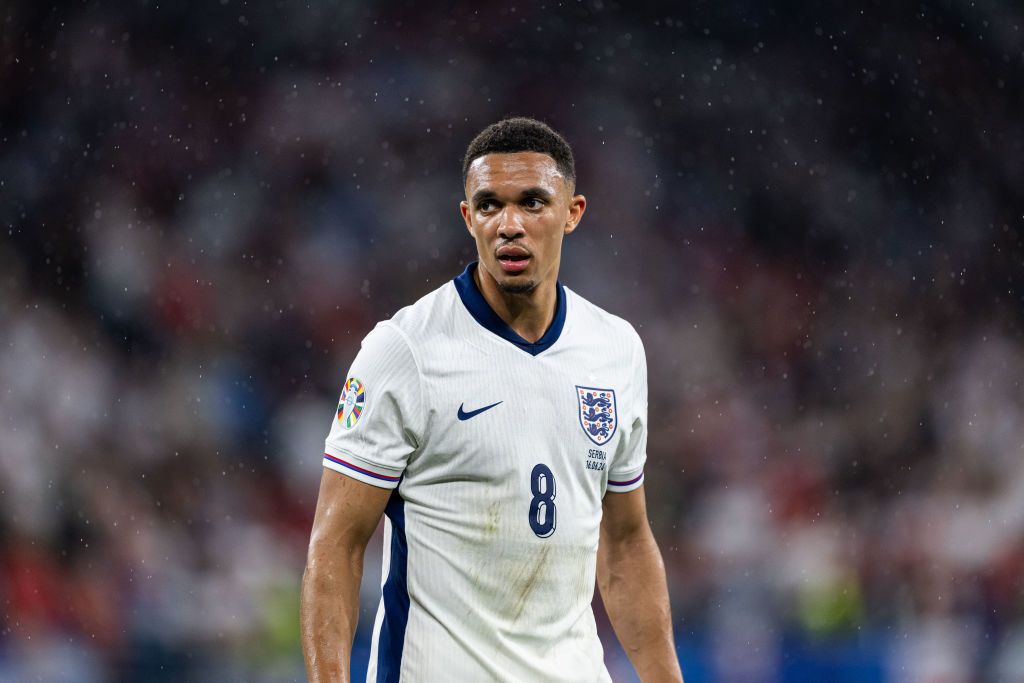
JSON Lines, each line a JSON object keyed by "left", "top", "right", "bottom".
{"left": 300, "top": 543, "right": 328, "bottom": 602}
{"left": 599, "top": 521, "right": 662, "bottom": 584}
{"left": 304, "top": 525, "right": 366, "bottom": 589}
{"left": 302, "top": 531, "right": 327, "bottom": 584}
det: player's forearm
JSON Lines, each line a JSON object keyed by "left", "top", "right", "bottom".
{"left": 598, "top": 528, "right": 683, "bottom": 683}
{"left": 300, "top": 545, "right": 364, "bottom": 683}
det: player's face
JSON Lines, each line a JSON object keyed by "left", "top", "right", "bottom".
{"left": 461, "top": 152, "right": 586, "bottom": 295}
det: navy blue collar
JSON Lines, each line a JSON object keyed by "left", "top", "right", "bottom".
{"left": 453, "top": 262, "right": 566, "bottom": 356}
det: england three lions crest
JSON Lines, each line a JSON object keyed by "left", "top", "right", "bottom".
{"left": 576, "top": 386, "right": 618, "bottom": 446}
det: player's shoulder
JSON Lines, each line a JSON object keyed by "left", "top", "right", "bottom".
{"left": 371, "top": 279, "right": 457, "bottom": 345}
{"left": 563, "top": 285, "right": 644, "bottom": 350}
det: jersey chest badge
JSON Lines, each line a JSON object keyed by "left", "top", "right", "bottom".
{"left": 575, "top": 386, "right": 617, "bottom": 446}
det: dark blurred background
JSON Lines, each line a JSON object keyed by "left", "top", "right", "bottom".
{"left": 3, "top": 1, "right": 1024, "bottom": 681}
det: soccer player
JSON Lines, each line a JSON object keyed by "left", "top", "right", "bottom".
{"left": 301, "top": 117, "right": 684, "bottom": 683}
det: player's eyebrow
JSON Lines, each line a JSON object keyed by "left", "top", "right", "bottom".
{"left": 471, "top": 189, "right": 498, "bottom": 205}
{"left": 519, "top": 187, "right": 553, "bottom": 201}
{"left": 471, "top": 187, "right": 554, "bottom": 206}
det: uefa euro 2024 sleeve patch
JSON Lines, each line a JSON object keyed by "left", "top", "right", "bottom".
{"left": 337, "top": 377, "right": 366, "bottom": 429}
{"left": 576, "top": 386, "right": 617, "bottom": 446}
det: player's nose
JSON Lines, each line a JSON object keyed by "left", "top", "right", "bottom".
{"left": 497, "top": 206, "right": 526, "bottom": 239}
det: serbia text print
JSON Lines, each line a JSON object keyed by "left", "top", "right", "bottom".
{"left": 575, "top": 386, "right": 617, "bottom": 446}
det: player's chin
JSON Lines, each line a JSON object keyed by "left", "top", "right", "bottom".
{"left": 496, "top": 275, "right": 537, "bottom": 295}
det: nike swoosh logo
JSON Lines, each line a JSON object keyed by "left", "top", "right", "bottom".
{"left": 457, "top": 401, "right": 503, "bottom": 421}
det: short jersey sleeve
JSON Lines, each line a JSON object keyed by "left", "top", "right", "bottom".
{"left": 606, "top": 330, "right": 647, "bottom": 493}
{"left": 323, "top": 322, "right": 423, "bottom": 489}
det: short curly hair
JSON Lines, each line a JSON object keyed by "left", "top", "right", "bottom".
{"left": 462, "top": 117, "right": 576, "bottom": 189}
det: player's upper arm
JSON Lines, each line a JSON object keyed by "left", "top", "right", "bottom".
{"left": 307, "top": 467, "right": 393, "bottom": 563}
{"left": 323, "top": 322, "right": 424, "bottom": 489}
{"left": 600, "top": 484, "right": 650, "bottom": 544}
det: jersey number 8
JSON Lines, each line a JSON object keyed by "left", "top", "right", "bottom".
{"left": 529, "top": 463, "right": 557, "bottom": 538}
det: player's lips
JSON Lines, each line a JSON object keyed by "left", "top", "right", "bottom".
{"left": 496, "top": 246, "right": 531, "bottom": 273}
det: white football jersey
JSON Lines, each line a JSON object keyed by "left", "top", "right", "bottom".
{"left": 323, "top": 262, "right": 647, "bottom": 683}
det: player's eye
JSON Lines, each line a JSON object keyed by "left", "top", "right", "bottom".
{"left": 478, "top": 200, "right": 498, "bottom": 212}
{"left": 523, "top": 197, "right": 545, "bottom": 210}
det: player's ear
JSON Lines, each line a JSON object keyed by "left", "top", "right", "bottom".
{"left": 460, "top": 200, "right": 475, "bottom": 236}
{"left": 564, "top": 194, "right": 586, "bottom": 236}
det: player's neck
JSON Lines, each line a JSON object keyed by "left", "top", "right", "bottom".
{"left": 474, "top": 265, "right": 558, "bottom": 344}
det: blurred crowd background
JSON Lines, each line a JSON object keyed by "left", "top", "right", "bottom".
{"left": 3, "top": 1, "right": 1024, "bottom": 681}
